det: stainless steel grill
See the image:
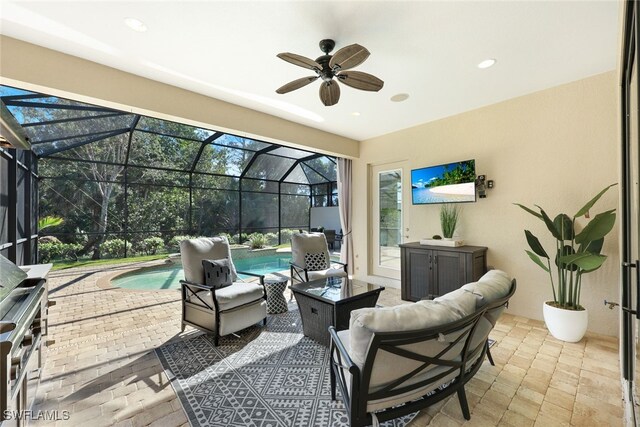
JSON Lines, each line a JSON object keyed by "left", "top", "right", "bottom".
{"left": 0, "top": 256, "right": 51, "bottom": 426}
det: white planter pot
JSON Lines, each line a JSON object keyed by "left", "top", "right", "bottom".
{"left": 543, "top": 302, "right": 588, "bottom": 342}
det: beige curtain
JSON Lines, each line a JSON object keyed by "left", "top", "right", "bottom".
{"left": 337, "top": 158, "right": 353, "bottom": 275}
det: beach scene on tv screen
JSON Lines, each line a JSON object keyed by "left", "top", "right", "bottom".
{"left": 412, "top": 160, "right": 476, "bottom": 204}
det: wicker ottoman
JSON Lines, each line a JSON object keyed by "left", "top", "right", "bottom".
{"left": 264, "top": 274, "right": 289, "bottom": 314}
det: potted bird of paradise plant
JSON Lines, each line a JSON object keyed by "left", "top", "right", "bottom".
{"left": 514, "top": 184, "right": 616, "bottom": 342}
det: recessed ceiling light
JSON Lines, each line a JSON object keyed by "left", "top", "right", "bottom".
{"left": 124, "top": 17, "right": 147, "bottom": 33}
{"left": 477, "top": 58, "right": 497, "bottom": 69}
{"left": 390, "top": 93, "right": 409, "bottom": 102}
{"left": 351, "top": 112, "right": 361, "bottom": 116}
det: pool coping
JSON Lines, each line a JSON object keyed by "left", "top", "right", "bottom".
{"left": 97, "top": 259, "right": 293, "bottom": 293}
{"left": 96, "top": 260, "right": 181, "bottom": 293}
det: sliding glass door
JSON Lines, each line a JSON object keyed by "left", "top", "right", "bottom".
{"left": 621, "top": 1, "right": 640, "bottom": 422}
{"left": 371, "top": 163, "right": 404, "bottom": 279}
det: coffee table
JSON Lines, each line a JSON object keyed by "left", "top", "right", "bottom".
{"left": 290, "top": 277, "right": 385, "bottom": 346}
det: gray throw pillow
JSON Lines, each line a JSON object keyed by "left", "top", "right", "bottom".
{"left": 202, "top": 258, "right": 233, "bottom": 289}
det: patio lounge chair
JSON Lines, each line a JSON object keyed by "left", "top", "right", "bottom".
{"left": 323, "top": 229, "right": 336, "bottom": 249}
{"left": 179, "top": 236, "right": 267, "bottom": 345}
{"left": 290, "top": 232, "right": 347, "bottom": 284}
{"left": 328, "top": 270, "right": 516, "bottom": 426}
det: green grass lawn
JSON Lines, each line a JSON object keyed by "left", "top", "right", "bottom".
{"left": 51, "top": 254, "right": 168, "bottom": 271}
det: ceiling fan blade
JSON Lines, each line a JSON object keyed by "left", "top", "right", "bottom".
{"left": 277, "top": 52, "right": 321, "bottom": 71}
{"left": 276, "top": 76, "right": 319, "bottom": 94}
{"left": 337, "top": 71, "right": 384, "bottom": 92}
{"left": 329, "top": 44, "right": 370, "bottom": 71}
{"left": 319, "top": 81, "right": 340, "bottom": 106}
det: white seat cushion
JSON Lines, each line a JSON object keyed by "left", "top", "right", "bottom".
{"left": 306, "top": 268, "right": 348, "bottom": 281}
{"left": 187, "top": 282, "right": 264, "bottom": 311}
{"left": 216, "top": 282, "right": 264, "bottom": 310}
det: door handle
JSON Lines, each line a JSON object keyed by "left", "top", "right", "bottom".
{"left": 621, "top": 261, "right": 640, "bottom": 318}
{"left": 636, "top": 260, "right": 640, "bottom": 319}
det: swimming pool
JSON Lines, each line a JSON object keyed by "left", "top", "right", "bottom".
{"left": 112, "top": 253, "right": 292, "bottom": 290}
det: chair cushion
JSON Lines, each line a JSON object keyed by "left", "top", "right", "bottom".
{"left": 203, "top": 259, "right": 233, "bottom": 289}
{"left": 306, "top": 268, "right": 347, "bottom": 282}
{"left": 291, "top": 233, "right": 330, "bottom": 269}
{"left": 349, "top": 299, "right": 468, "bottom": 367}
{"left": 433, "top": 288, "right": 478, "bottom": 317}
{"left": 461, "top": 269, "right": 512, "bottom": 309}
{"left": 180, "top": 237, "right": 238, "bottom": 283}
{"left": 215, "top": 282, "right": 265, "bottom": 311}
{"left": 188, "top": 282, "right": 264, "bottom": 311}
{"left": 304, "top": 252, "right": 328, "bottom": 271}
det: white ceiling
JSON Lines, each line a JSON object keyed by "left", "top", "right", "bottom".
{"left": 0, "top": 1, "right": 620, "bottom": 141}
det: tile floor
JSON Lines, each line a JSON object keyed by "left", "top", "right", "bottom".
{"left": 31, "top": 260, "right": 624, "bottom": 426}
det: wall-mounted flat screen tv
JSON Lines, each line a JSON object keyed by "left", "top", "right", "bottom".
{"left": 411, "top": 159, "right": 476, "bottom": 204}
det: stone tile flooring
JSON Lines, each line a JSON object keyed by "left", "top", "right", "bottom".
{"left": 31, "top": 260, "right": 624, "bottom": 426}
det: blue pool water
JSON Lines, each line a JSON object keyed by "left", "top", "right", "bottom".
{"left": 112, "top": 254, "right": 292, "bottom": 290}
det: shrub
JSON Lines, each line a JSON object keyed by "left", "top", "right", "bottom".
{"left": 248, "top": 233, "right": 267, "bottom": 249}
{"left": 168, "top": 235, "right": 196, "bottom": 249}
{"left": 218, "top": 233, "right": 237, "bottom": 244}
{"left": 279, "top": 229, "right": 297, "bottom": 244}
{"left": 101, "top": 239, "right": 132, "bottom": 258}
{"left": 264, "top": 232, "right": 278, "bottom": 246}
{"left": 139, "top": 237, "right": 165, "bottom": 255}
{"left": 39, "top": 242, "right": 82, "bottom": 263}
{"left": 74, "top": 228, "right": 88, "bottom": 245}
{"left": 38, "top": 235, "right": 61, "bottom": 244}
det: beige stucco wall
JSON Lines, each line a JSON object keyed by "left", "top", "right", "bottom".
{"left": 0, "top": 36, "right": 358, "bottom": 158}
{"left": 353, "top": 71, "right": 619, "bottom": 337}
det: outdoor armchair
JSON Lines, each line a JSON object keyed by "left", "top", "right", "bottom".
{"left": 290, "top": 232, "right": 347, "bottom": 284}
{"left": 329, "top": 271, "right": 516, "bottom": 426}
{"left": 179, "top": 236, "right": 267, "bottom": 345}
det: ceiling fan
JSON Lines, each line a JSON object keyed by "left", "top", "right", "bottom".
{"left": 276, "top": 39, "right": 384, "bottom": 106}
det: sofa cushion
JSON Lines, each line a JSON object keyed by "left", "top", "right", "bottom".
{"left": 180, "top": 237, "right": 238, "bottom": 283}
{"left": 433, "top": 289, "right": 478, "bottom": 318}
{"left": 461, "top": 269, "right": 512, "bottom": 309}
{"left": 349, "top": 299, "right": 470, "bottom": 367}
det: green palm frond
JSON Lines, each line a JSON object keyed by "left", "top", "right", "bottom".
{"left": 38, "top": 216, "right": 64, "bottom": 231}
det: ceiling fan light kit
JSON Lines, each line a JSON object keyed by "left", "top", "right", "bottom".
{"left": 276, "top": 39, "right": 384, "bottom": 106}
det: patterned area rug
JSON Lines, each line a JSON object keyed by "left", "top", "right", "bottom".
{"left": 155, "top": 307, "right": 417, "bottom": 427}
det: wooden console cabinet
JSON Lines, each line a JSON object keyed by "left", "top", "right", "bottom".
{"left": 400, "top": 242, "right": 487, "bottom": 301}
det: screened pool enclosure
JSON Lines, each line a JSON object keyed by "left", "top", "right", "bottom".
{"left": 0, "top": 86, "right": 338, "bottom": 261}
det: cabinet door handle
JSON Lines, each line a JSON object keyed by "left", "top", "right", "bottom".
{"left": 434, "top": 255, "right": 438, "bottom": 265}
